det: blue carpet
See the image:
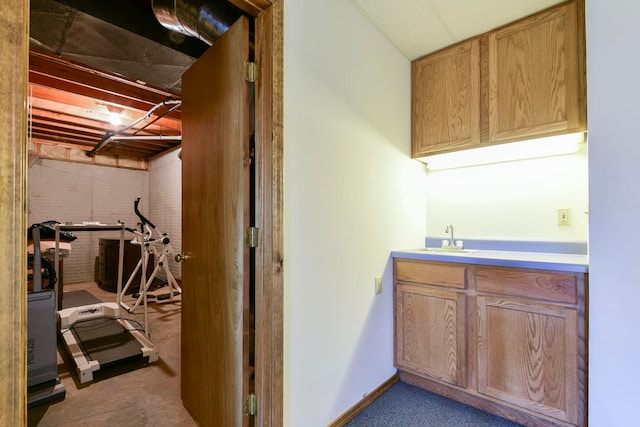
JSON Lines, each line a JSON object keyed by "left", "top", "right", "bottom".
{"left": 345, "top": 382, "right": 524, "bottom": 427}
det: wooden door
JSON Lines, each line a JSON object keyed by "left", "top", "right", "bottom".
{"left": 180, "top": 16, "right": 252, "bottom": 427}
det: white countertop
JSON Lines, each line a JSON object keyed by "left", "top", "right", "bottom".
{"left": 391, "top": 248, "right": 589, "bottom": 273}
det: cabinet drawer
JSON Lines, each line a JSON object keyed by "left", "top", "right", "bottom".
{"left": 395, "top": 259, "right": 467, "bottom": 289}
{"left": 475, "top": 266, "right": 578, "bottom": 304}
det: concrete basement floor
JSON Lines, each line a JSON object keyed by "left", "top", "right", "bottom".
{"left": 28, "top": 282, "right": 197, "bottom": 426}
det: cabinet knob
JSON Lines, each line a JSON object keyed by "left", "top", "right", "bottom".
{"left": 175, "top": 252, "right": 190, "bottom": 263}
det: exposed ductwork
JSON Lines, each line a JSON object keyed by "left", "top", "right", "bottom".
{"left": 152, "top": 0, "right": 242, "bottom": 46}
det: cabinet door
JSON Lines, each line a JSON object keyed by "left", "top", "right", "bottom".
{"left": 488, "top": 1, "right": 585, "bottom": 143}
{"left": 477, "top": 296, "right": 578, "bottom": 424}
{"left": 395, "top": 283, "right": 466, "bottom": 387}
{"left": 412, "top": 39, "right": 480, "bottom": 157}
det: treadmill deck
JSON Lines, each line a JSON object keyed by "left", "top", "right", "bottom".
{"left": 58, "top": 303, "right": 158, "bottom": 384}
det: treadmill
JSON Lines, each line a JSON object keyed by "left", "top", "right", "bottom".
{"left": 55, "top": 223, "right": 158, "bottom": 384}
{"left": 57, "top": 302, "right": 157, "bottom": 383}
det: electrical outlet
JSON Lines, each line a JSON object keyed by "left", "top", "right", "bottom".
{"left": 374, "top": 276, "right": 382, "bottom": 295}
{"left": 558, "top": 208, "right": 571, "bottom": 225}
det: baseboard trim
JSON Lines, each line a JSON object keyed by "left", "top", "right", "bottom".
{"left": 328, "top": 373, "right": 400, "bottom": 427}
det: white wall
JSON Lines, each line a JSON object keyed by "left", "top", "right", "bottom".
{"left": 284, "top": 0, "right": 426, "bottom": 425}
{"left": 425, "top": 147, "right": 589, "bottom": 242}
{"left": 586, "top": 0, "right": 640, "bottom": 424}
{"left": 28, "top": 159, "right": 148, "bottom": 283}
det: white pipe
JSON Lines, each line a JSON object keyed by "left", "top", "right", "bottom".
{"left": 109, "top": 136, "right": 182, "bottom": 141}
{"left": 87, "top": 99, "right": 181, "bottom": 156}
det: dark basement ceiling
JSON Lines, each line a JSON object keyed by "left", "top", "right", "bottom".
{"left": 30, "top": 0, "right": 219, "bottom": 92}
{"left": 28, "top": 0, "right": 245, "bottom": 163}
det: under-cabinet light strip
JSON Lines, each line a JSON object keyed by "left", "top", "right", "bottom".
{"left": 419, "top": 132, "right": 585, "bottom": 171}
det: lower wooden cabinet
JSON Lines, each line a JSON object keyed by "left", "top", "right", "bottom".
{"left": 396, "top": 284, "right": 466, "bottom": 387}
{"left": 477, "top": 296, "right": 579, "bottom": 424}
{"left": 394, "top": 259, "right": 587, "bottom": 427}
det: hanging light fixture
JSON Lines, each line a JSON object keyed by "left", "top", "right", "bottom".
{"left": 105, "top": 105, "right": 124, "bottom": 126}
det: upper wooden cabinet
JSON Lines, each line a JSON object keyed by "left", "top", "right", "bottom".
{"left": 488, "top": 0, "right": 586, "bottom": 143}
{"left": 411, "top": 0, "right": 586, "bottom": 158}
{"left": 412, "top": 40, "right": 480, "bottom": 157}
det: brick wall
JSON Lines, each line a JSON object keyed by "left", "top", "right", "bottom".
{"left": 28, "top": 151, "right": 182, "bottom": 286}
{"left": 148, "top": 147, "right": 182, "bottom": 280}
{"left": 28, "top": 159, "right": 149, "bottom": 284}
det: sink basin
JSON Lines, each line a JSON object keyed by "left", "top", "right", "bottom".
{"left": 422, "top": 248, "right": 478, "bottom": 254}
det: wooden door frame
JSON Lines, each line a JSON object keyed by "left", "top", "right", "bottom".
{"left": 0, "top": 0, "right": 29, "bottom": 425}
{"left": 252, "top": 2, "right": 284, "bottom": 426}
{"left": 0, "top": 0, "right": 283, "bottom": 425}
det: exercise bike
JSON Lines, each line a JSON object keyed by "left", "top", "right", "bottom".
{"left": 119, "top": 197, "right": 182, "bottom": 332}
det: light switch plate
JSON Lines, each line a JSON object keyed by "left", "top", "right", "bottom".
{"left": 558, "top": 208, "right": 571, "bottom": 225}
{"left": 375, "top": 276, "right": 382, "bottom": 295}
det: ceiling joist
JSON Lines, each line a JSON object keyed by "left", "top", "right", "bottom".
{"left": 28, "top": 50, "right": 182, "bottom": 163}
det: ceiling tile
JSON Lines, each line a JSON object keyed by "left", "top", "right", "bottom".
{"left": 350, "top": 0, "right": 456, "bottom": 60}
{"left": 432, "top": 0, "right": 565, "bottom": 41}
{"left": 351, "top": 0, "right": 567, "bottom": 60}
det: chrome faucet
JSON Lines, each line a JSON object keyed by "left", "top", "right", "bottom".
{"left": 445, "top": 224, "right": 454, "bottom": 247}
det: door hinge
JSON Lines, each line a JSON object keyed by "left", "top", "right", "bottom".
{"left": 245, "top": 61, "right": 257, "bottom": 83}
{"left": 245, "top": 227, "right": 259, "bottom": 248}
{"left": 243, "top": 393, "right": 257, "bottom": 416}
